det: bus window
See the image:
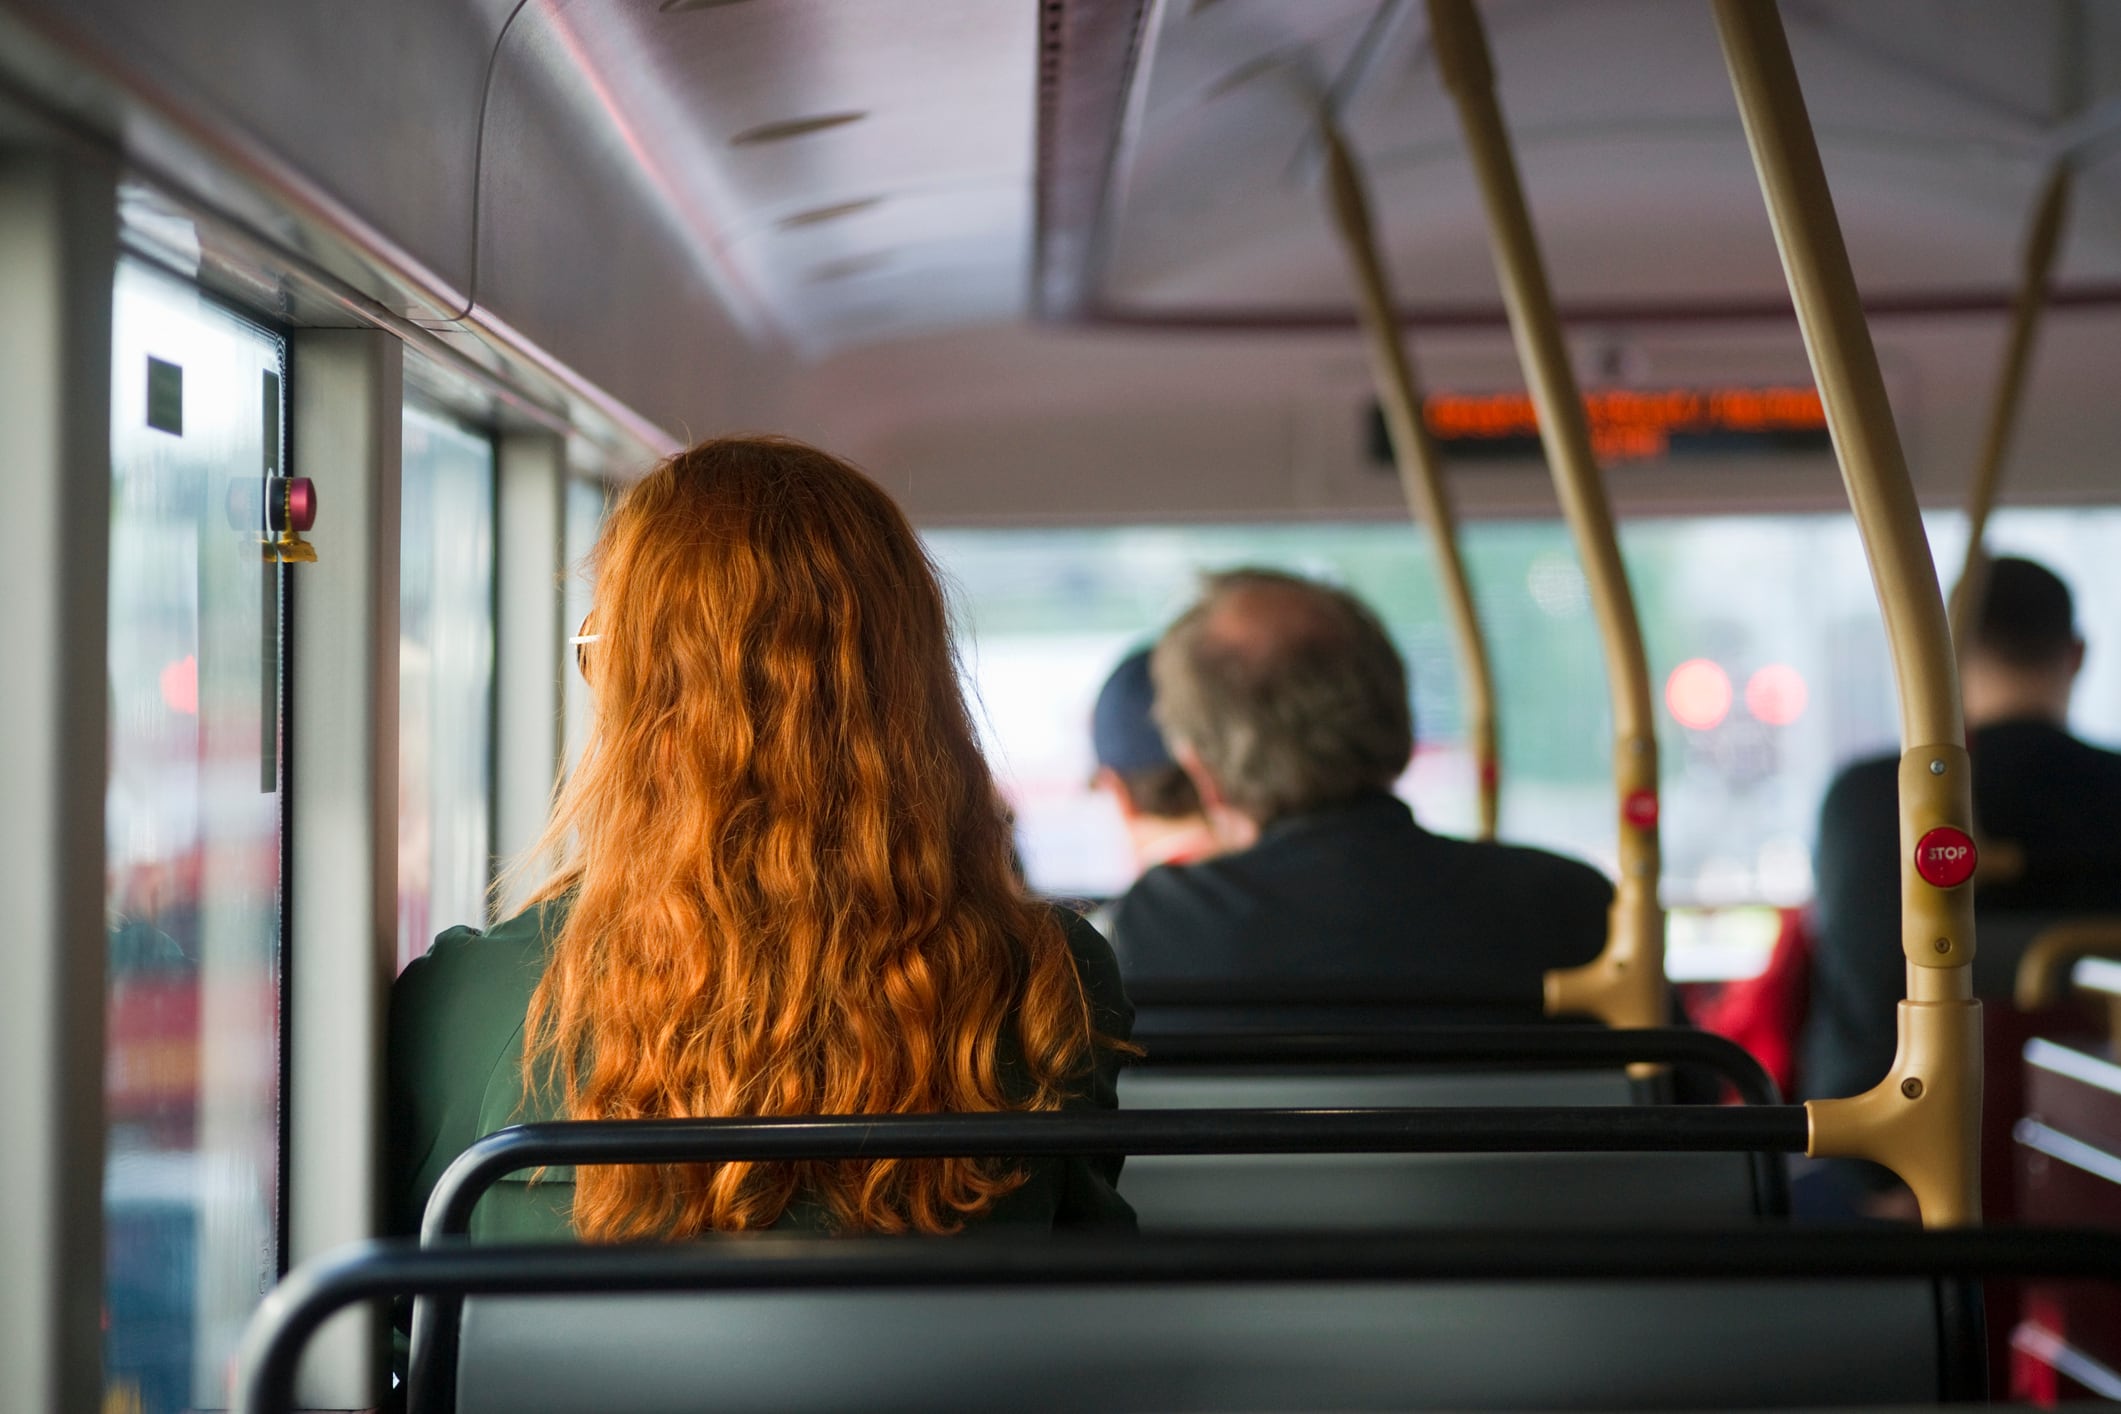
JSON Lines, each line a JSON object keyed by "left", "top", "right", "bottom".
{"left": 562, "top": 477, "right": 610, "bottom": 775}
{"left": 929, "top": 508, "right": 2121, "bottom": 976}
{"left": 103, "top": 259, "right": 287, "bottom": 1414}
{"left": 398, "top": 405, "right": 496, "bottom": 968}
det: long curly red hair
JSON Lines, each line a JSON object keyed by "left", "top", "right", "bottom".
{"left": 520, "top": 436, "right": 1095, "bottom": 1238}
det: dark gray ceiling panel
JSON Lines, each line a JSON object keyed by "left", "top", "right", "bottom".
{"left": 475, "top": 0, "right": 1036, "bottom": 363}
{"left": 471, "top": 2, "right": 756, "bottom": 442}
{"left": 1053, "top": 0, "right": 2121, "bottom": 327}
{"left": 8, "top": 0, "right": 513, "bottom": 309}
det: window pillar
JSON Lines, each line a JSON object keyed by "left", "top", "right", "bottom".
{"left": 287, "top": 328, "right": 403, "bottom": 1408}
{"left": 493, "top": 431, "right": 568, "bottom": 915}
{"left": 0, "top": 148, "right": 118, "bottom": 1414}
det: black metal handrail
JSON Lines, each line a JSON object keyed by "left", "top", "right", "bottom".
{"left": 249, "top": 1226, "right": 2121, "bottom": 1414}
{"left": 423, "top": 1105, "right": 1808, "bottom": 1243}
{"left": 1119, "top": 1029, "right": 1790, "bottom": 1219}
{"left": 1126, "top": 1026, "right": 1783, "bottom": 1107}
{"left": 410, "top": 1106, "right": 1805, "bottom": 1411}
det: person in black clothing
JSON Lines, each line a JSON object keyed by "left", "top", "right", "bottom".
{"left": 1107, "top": 567, "right": 1610, "bottom": 1016}
{"left": 1803, "top": 556, "right": 2121, "bottom": 1107}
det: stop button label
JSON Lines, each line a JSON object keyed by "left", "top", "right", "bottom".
{"left": 1914, "top": 827, "right": 1978, "bottom": 889}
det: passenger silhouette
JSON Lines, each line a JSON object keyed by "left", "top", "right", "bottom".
{"left": 1803, "top": 556, "right": 2121, "bottom": 1103}
{"left": 1108, "top": 568, "right": 1608, "bottom": 1019}
{"left": 388, "top": 437, "right": 1134, "bottom": 1242}
{"left": 1090, "top": 648, "right": 1219, "bottom": 879}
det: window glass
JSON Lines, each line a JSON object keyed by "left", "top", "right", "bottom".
{"left": 925, "top": 509, "right": 2121, "bottom": 979}
{"left": 104, "top": 259, "right": 286, "bottom": 1414}
{"left": 563, "top": 477, "right": 611, "bottom": 774}
{"left": 398, "top": 405, "right": 496, "bottom": 970}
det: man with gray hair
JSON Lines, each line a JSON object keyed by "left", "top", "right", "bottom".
{"left": 1109, "top": 567, "right": 1610, "bottom": 1017}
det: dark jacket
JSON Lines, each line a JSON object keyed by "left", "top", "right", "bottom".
{"left": 1803, "top": 718, "right": 2121, "bottom": 1100}
{"left": 1108, "top": 792, "right": 1611, "bottom": 1015}
{"left": 386, "top": 899, "right": 1136, "bottom": 1239}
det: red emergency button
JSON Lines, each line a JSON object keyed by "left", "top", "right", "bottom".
{"left": 1914, "top": 827, "right": 1978, "bottom": 889}
{"left": 285, "top": 477, "right": 317, "bottom": 532}
{"left": 1622, "top": 789, "right": 1659, "bottom": 829}
{"left": 268, "top": 476, "right": 317, "bottom": 533}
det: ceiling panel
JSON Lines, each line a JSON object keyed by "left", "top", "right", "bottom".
{"left": 496, "top": 0, "right": 1038, "bottom": 353}
{"left": 8, "top": 0, "right": 515, "bottom": 317}
{"left": 1089, "top": 0, "right": 2121, "bottom": 320}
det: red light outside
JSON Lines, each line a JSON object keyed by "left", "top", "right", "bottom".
{"left": 159, "top": 654, "right": 199, "bottom": 716}
{"left": 1745, "top": 663, "right": 1808, "bottom": 727}
{"left": 1664, "top": 658, "right": 1731, "bottom": 731}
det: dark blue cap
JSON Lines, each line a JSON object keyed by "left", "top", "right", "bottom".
{"left": 1092, "top": 648, "right": 1175, "bottom": 773}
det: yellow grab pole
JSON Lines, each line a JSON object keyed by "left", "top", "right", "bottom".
{"left": 1948, "top": 162, "right": 2073, "bottom": 650}
{"left": 1427, "top": 0, "right": 1664, "bottom": 1029}
{"left": 1321, "top": 119, "right": 1502, "bottom": 840}
{"left": 1715, "top": 0, "right": 1979, "bottom": 1227}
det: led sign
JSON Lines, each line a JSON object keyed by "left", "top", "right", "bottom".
{"left": 1367, "top": 385, "right": 1831, "bottom": 465}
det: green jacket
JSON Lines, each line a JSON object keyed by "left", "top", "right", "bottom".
{"left": 386, "top": 899, "right": 1137, "bottom": 1239}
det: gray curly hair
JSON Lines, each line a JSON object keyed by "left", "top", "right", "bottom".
{"left": 1150, "top": 568, "right": 1413, "bottom": 824}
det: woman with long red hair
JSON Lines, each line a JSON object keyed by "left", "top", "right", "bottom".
{"left": 387, "top": 436, "right": 1134, "bottom": 1238}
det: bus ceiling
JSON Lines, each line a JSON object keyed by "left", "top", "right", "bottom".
{"left": 1042, "top": 0, "right": 2121, "bottom": 328}
{"left": 3, "top": 0, "right": 2121, "bottom": 517}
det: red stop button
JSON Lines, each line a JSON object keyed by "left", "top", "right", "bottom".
{"left": 1914, "top": 827, "right": 1978, "bottom": 889}
{"left": 1622, "top": 789, "right": 1659, "bottom": 829}
{"left": 285, "top": 477, "right": 318, "bottom": 532}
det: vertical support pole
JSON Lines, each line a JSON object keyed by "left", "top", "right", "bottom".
{"left": 1714, "top": 0, "right": 1980, "bottom": 1227}
{"left": 493, "top": 432, "right": 567, "bottom": 915}
{"left": 1321, "top": 120, "right": 1502, "bottom": 839}
{"left": 0, "top": 148, "right": 116, "bottom": 1414}
{"left": 287, "top": 330, "right": 402, "bottom": 1399}
{"left": 1947, "top": 162, "right": 2072, "bottom": 649}
{"left": 1426, "top": 0, "right": 1665, "bottom": 1029}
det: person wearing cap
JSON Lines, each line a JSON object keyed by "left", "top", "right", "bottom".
{"left": 1091, "top": 648, "right": 1220, "bottom": 879}
{"left": 1803, "top": 556, "right": 2121, "bottom": 1106}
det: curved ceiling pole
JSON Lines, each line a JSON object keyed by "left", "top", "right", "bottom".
{"left": 1715, "top": 0, "right": 1979, "bottom": 1228}
{"left": 1946, "top": 161, "right": 2073, "bottom": 651}
{"left": 1426, "top": 0, "right": 1664, "bottom": 1030}
{"left": 1320, "top": 119, "right": 1502, "bottom": 841}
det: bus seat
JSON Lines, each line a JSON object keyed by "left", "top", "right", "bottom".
{"left": 1130, "top": 1002, "right": 1550, "bottom": 1035}
{"left": 1116, "top": 1067, "right": 1771, "bottom": 1226}
{"left": 1975, "top": 911, "right": 2083, "bottom": 1000}
{"left": 1119, "top": 1063, "right": 1639, "bottom": 1108}
{"left": 451, "top": 1278, "right": 1947, "bottom": 1413}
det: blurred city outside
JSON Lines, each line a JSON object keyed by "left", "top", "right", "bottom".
{"left": 103, "top": 260, "right": 284, "bottom": 1414}
{"left": 397, "top": 404, "right": 498, "bottom": 972}
{"left": 926, "top": 508, "right": 2121, "bottom": 982}
{"left": 563, "top": 477, "right": 610, "bottom": 775}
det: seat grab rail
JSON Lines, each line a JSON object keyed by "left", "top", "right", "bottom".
{"left": 242, "top": 1226, "right": 2121, "bottom": 1414}
{"left": 423, "top": 1106, "right": 1808, "bottom": 1242}
{"left": 1128, "top": 1025, "right": 1782, "bottom": 1107}
{"left": 2015, "top": 918, "right": 2121, "bottom": 1011}
{"left": 407, "top": 1105, "right": 1801, "bottom": 1411}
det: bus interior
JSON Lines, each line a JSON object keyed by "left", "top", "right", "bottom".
{"left": 5, "top": 0, "right": 2121, "bottom": 1410}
